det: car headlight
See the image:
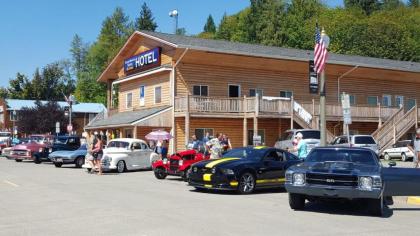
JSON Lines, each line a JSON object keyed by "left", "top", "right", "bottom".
{"left": 359, "top": 176, "right": 373, "bottom": 191}
{"left": 211, "top": 167, "right": 217, "bottom": 174}
{"left": 179, "top": 160, "right": 183, "bottom": 166}
{"left": 220, "top": 168, "right": 235, "bottom": 175}
{"left": 163, "top": 159, "right": 168, "bottom": 165}
{"left": 292, "top": 173, "right": 305, "bottom": 186}
{"left": 39, "top": 148, "right": 43, "bottom": 153}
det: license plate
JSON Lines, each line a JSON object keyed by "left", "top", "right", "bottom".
{"left": 56, "top": 158, "right": 63, "bottom": 162}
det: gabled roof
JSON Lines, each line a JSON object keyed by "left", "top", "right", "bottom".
{"left": 85, "top": 106, "right": 171, "bottom": 129}
{"left": 5, "top": 99, "right": 106, "bottom": 113}
{"left": 138, "top": 31, "right": 420, "bottom": 73}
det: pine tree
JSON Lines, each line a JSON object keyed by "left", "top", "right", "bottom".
{"left": 135, "top": 2, "right": 157, "bottom": 31}
{"left": 408, "top": 0, "right": 419, "bottom": 7}
{"left": 70, "top": 34, "right": 89, "bottom": 75}
{"left": 203, "top": 15, "right": 216, "bottom": 33}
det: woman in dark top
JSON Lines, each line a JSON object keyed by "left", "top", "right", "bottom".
{"left": 92, "top": 134, "right": 103, "bottom": 175}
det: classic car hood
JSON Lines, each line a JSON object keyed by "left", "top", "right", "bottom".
{"left": 193, "top": 157, "right": 248, "bottom": 169}
{"left": 104, "top": 148, "right": 130, "bottom": 155}
{"left": 293, "top": 161, "right": 380, "bottom": 175}
{"left": 49, "top": 150, "right": 75, "bottom": 157}
{"left": 13, "top": 143, "right": 44, "bottom": 150}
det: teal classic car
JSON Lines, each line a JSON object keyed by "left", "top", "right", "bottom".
{"left": 48, "top": 144, "right": 87, "bottom": 168}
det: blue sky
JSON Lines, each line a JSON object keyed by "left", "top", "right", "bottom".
{"left": 0, "top": 0, "right": 342, "bottom": 87}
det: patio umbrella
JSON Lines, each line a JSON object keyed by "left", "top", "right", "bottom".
{"left": 145, "top": 130, "right": 173, "bottom": 141}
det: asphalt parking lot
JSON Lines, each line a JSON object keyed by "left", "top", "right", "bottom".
{"left": 0, "top": 157, "right": 419, "bottom": 236}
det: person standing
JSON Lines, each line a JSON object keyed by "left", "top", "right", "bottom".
{"left": 206, "top": 134, "right": 223, "bottom": 159}
{"left": 92, "top": 134, "right": 104, "bottom": 175}
{"left": 292, "top": 132, "right": 307, "bottom": 160}
{"left": 221, "top": 134, "right": 232, "bottom": 153}
{"left": 408, "top": 129, "right": 420, "bottom": 168}
{"left": 161, "top": 140, "right": 168, "bottom": 160}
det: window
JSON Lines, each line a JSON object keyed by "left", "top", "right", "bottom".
{"left": 228, "top": 85, "right": 240, "bottom": 98}
{"left": 9, "top": 111, "right": 18, "bottom": 121}
{"left": 193, "top": 85, "right": 208, "bottom": 96}
{"left": 349, "top": 95, "right": 356, "bottom": 105}
{"left": 88, "top": 113, "right": 96, "bottom": 122}
{"left": 195, "top": 128, "right": 214, "bottom": 141}
{"left": 354, "top": 136, "right": 376, "bottom": 144}
{"left": 154, "top": 86, "right": 162, "bottom": 104}
{"left": 280, "top": 90, "right": 293, "bottom": 98}
{"left": 406, "top": 99, "right": 416, "bottom": 110}
{"left": 367, "top": 96, "right": 378, "bottom": 106}
{"left": 248, "top": 129, "right": 265, "bottom": 146}
{"left": 264, "top": 150, "right": 281, "bottom": 161}
{"left": 132, "top": 142, "right": 142, "bottom": 150}
{"left": 395, "top": 95, "right": 404, "bottom": 108}
{"left": 126, "top": 93, "right": 133, "bottom": 108}
{"left": 249, "top": 89, "right": 263, "bottom": 97}
{"left": 139, "top": 85, "right": 145, "bottom": 106}
{"left": 382, "top": 95, "right": 392, "bottom": 107}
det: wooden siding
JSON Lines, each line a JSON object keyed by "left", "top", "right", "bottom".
{"left": 327, "top": 121, "right": 379, "bottom": 136}
{"left": 118, "top": 72, "right": 171, "bottom": 112}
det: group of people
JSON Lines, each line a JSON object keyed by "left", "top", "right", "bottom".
{"left": 82, "top": 131, "right": 106, "bottom": 175}
{"left": 187, "top": 132, "right": 232, "bottom": 159}
{"left": 288, "top": 132, "right": 308, "bottom": 160}
{"left": 149, "top": 140, "right": 169, "bottom": 160}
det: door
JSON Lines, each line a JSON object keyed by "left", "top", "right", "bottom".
{"left": 382, "top": 167, "right": 420, "bottom": 196}
{"left": 257, "top": 150, "right": 286, "bottom": 186}
{"left": 138, "top": 142, "right": 152, "bottom": 168}
{"left": 130, "top": 142, "right": 143, "bottom": 169}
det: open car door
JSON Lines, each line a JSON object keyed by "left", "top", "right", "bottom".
{"left": 382, "top": 167, "right": 420, "bottom": 196}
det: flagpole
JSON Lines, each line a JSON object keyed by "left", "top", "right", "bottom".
{"left": 320, "top": 71, "right": 326, "bottom": 146}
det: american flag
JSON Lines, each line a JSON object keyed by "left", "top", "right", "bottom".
{"left": 314, "top": 24, "right": 328, "bottom": 74}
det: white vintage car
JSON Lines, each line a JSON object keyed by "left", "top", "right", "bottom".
{"left": 82, "top": 138, "right": 158, "bottom": 173}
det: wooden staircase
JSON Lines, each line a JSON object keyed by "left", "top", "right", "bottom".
{"left": 373, "top": 106, "right": 417, "bottom": 154}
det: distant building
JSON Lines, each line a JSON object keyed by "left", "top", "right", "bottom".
{"left": 0, "top": 99, "right": 106, "bottom": 135}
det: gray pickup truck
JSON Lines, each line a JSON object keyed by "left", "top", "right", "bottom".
{"left": 285, "top": 147, "right": 420, "bottom": 216}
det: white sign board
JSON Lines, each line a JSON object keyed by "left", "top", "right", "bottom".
{"left": 253, "top": 135, "right": 262, "bottom": 146}
{"left": 341, "top": 94, "right": 352, "bottom": 124}
{"left": 56, "top": 122, "right": 60, "bottom": 134}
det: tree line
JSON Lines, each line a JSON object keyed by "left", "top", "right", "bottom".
{"left": 1, "top": 0, "right": 419, "bottom": 106}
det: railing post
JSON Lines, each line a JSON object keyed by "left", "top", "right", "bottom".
{"left": 393, "top": 117, "right": 396, "bottom": 145}
{"left": 312, "top": 99, "right": 315, "bottom": 117}
{"left": 243, "top": 95, "right": 248, "bottom": 147}
{"left": 290, "top": 96, "right": 294, "bottom": 129}
{"left": 378, "top": 102, "right": 382, "bottom": 128}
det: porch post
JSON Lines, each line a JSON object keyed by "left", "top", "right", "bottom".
{"left": 378, "top": 102, "right": 382, "bottom": 128}
{"left": 290, "top": 96, "right": 294, "bottom": 129}
{"left": 185, "top": 94, "right": 190, "bottom": 147}
{"left": 133, "top": 125, "right": 138, "bottom": 139}
{"left": 243, "top": 95, "right": 248, "bottom": 147}
{"left": 253, "top": 94, "right": 259, "bottom": 144}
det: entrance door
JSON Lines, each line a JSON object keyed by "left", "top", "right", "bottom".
{"left": 228, "top": 85, "right": 240, "bottom": 98}
{"left": 124, "top": 129, "right": 133, "bottom": 138}
{"left": 130, "top": 142, "right": 143, "bottom": 169}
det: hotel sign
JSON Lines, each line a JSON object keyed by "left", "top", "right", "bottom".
{"left": 309, "top": 60, "right": 318, "bottom": 94}
{"left": 124, "top": 47, "right": 161, "bottom": 74}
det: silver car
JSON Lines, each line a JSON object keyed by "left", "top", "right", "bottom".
{"left": 274, "top": 129, "right": 320, "bottom": 155}
{"left": 330, "top": 135, "right": 379, "bottom": 155}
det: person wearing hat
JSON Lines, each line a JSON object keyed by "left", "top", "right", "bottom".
{"left": 407, "top": 128, "right": 420, "bottom": 168}
{"left": 292, "top": 132, "right": 308, "bottom": 160}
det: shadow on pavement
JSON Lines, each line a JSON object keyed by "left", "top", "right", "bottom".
{"left": 302, "top": 201, "right": 394, "bottom": 218}
{"left": 188, "top": 187, "right": 287, "bottom": 196}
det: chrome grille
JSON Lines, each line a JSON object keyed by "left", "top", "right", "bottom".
{"left": 306, "top": 173, "right": 358, "bottom": 187}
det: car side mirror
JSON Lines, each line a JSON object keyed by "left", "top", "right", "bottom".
{"left": 388, "top": 161, "right": 397, "bottom": 167}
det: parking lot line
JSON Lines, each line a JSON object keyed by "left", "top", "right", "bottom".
{"left": 3, "top": 180, "right": 19, "bottom": 187}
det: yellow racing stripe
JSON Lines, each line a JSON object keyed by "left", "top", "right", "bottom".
{"left": 256, "top": 178, "right": 286, "bottom": 184}
{"left": 205, "top": 158, "right": 240, "bottom": 168}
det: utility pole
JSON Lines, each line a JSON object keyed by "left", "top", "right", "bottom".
{"left": 169, "top": 10, "right": 178, "bottom": 34}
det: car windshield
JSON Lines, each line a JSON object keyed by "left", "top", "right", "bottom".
{"left": 280, "top": 131, "right": 294, "bottom": 141}
{"left": 0, "top": 133, "right": 11, "bottom": 137}
{"left": 354, "top": 136, "right": 376, "bottom": 144}
{"left": 107, "top": 141, "right": 130, "bottom": 149}
{"left": 223, "top": 148, "right": 266, "bottom": 159}
{"left": 306, "top": 149, "right": 378, "bottom": 166}
{"left": 54, "top": 137, "right": 68, "bottom": 144}
{"left": 300, "top": 131, "right": 320, "bottom": 139}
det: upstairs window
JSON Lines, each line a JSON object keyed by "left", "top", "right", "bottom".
{"left": 249, "top": 89, "right": 263, "bottom": 97}
{"left": 126, "top": 93, "right": 133, "bottom": 108}
{"left": 382, "top": 95, "right": 392, "bottom": 107}
{"left": 154, "top": 86, "right": 162, "bottom": 104}
{"left": 280, "top": 91, "right": 293, "bottom": 98}
{"left": 193, "top": 85, "right": 208, "bottom": 96}
{"left": 367, "top": 96, "right": 378, "bottom": 106}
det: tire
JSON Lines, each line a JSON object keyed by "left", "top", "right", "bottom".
{"left": 384, "top": 153, "right": 391, "bottom": 161}
{"left": 116, "top": 160, "right": 126, "bottom": 173}
{"left": 368, "top": 196, "right": 384, "bottom": 217}
{"left": 87, "top": 168, "right": 92, "bottom": 173}
{"left": 289, "top": 193, "right": 306, "bottom": 210}
{"left": 15, "top": 159, "right": 22, "bottom": 162}
{"left": 401, "top": 153, "right": 408, "bottom": 162}
{"left": 154, "top": 167, "right": 167, "bottom": 179}
{"left": 54, "top": 162, "right": 63, "bottom": 168}
{"left": 181, "top": 167, "right": 190, "bottom": 181}
{"left": 237, "top": 172, "right": 256, "bottom": 194}
{"left": 75, "top": 157, "right": 85, "bottom": 168}
{"left": 34, "top": 155, "right": 42, "bottom": 164}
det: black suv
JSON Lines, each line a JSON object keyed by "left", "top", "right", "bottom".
{"left": 34, "top": 136, "right": 81, "bottom": 163}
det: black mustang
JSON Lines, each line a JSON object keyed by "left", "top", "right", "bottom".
{"left": 188, "top": 146, "right": 302, "bottom": 194}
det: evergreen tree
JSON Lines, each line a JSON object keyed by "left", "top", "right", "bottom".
{"left": 408, "top": 0, "right": 419, "bottom": 7}
{"left": 0, "top": 87, "right": 9, "bottom": 99}
{"left": 203, "top": 15, "right": 216, "bottom": 33}
{"left": 176, "top": 27, "right": 187, "bottom": 35}
{"left": 344, "top": 0, "right": 381, "bottom": 15}
{"left": 70, "top": 34, "right": 89, "bottom": 75}
{"left": 135, "top": 2, "right": 157, "bottom": 31}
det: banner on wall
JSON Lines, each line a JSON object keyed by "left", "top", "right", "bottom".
{"left": 124, "top": 47, "right": 161, "bottom": 74}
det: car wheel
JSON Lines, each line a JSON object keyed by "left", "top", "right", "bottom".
{"left": 87, "top": 168, "right": 92, "bottom": 173}
{"left": 181, "top": 167, "right": 189, "bottom": 181}
{"left": 401, "top": 153, "right": 407, "bottom": 162}
{"left": 34, "top": 155, "right": 42, "bottom": 164}
{"left": 154, "top": 167, "right": 167, "bottom": 179}
{"left": 15, "top": 159, "right": 22, "bottom": 162}
{"left": 238, "top": 172, "right": 256, "bottom": 194}
{"left": 75, "top": 157, "right": 84, "bottom": 168}
{"left": 54, "top": 162, "right": 63, "bottom": 168}
{"left": 368, "top": 195, "right": 384, "bottom": 217}
{"left": 384, "top": 153, "right": 391, "bottom": 161}
{"left": 289, "top": 193, "right": 306, "bottom": 210}
{"left": 116, "top": 160, "right": 126, "bottom": 173}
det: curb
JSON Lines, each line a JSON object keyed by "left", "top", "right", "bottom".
{"left": 407, "top": 197, "right": 420, "bottom": 205}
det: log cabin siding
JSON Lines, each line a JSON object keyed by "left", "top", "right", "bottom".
{"left": 118, "top": 72, "right": 171, "bottom": 112}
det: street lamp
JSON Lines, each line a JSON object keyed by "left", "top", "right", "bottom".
{"left": 65, "top": 94, "right": 76, "bottom": 135}
{"left": 169, "top": 9, "right": 178, "bottom": 34}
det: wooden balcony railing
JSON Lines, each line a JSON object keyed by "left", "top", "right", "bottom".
{"left": 175, "top": 96, "right": 402, "bottom": 121}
